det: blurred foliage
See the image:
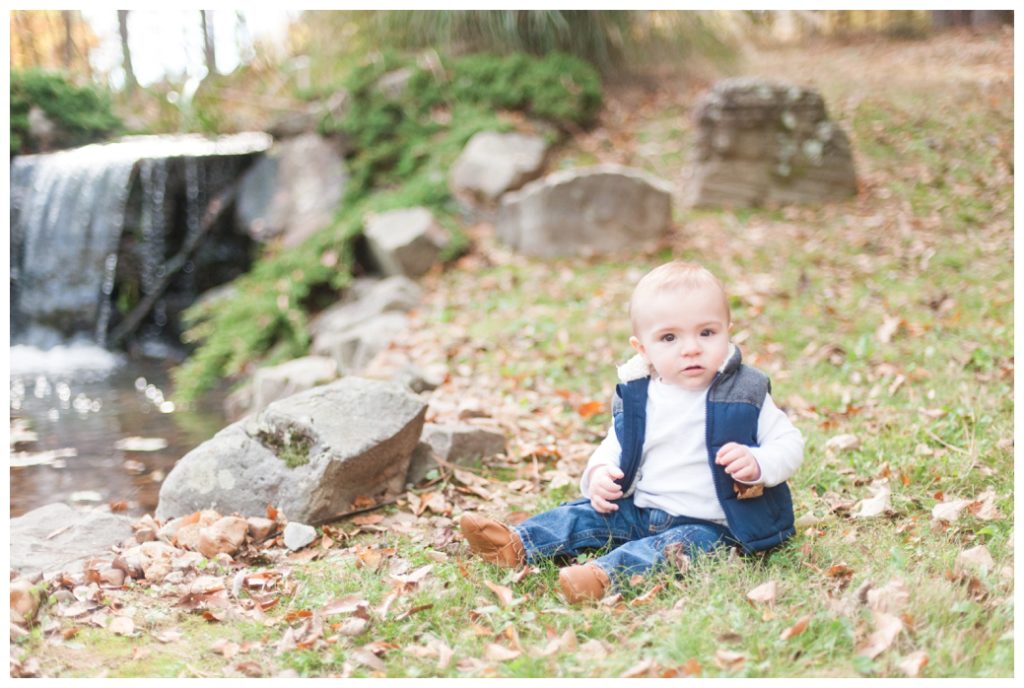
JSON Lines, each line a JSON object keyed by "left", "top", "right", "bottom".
{"left": 327, "top": 51, "right": 600, "bottom": 196}
{"left": 172, "top": 51, "right": 601, "bottom": 401}
{"left": 290, "top": 10, "right": 740, "bottom": 80}
{"left": 10, "top": 69, "right": 122, "bottom": 155}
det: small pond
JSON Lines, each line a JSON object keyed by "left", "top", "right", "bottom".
{"left": 10, "top": 344, "right": 230, "bottom": 518}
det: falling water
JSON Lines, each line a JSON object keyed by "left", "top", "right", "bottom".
{"left": 10, "top": 132, "right": 271, "bottom": 351}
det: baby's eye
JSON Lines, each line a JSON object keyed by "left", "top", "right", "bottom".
{"left": 700, "top": 329, "right": 716, "bottom": 337}
{"left": 661, "top": 333, "right": 676, "bottom": 342}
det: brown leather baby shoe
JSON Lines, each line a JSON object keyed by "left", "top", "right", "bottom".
{"left": 459, "top": 512, "right": 526, "bottom": 567}
{"left": 558, "top": 563, "right": 611, "bottom": 604}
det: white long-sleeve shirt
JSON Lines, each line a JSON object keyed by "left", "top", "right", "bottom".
{"left": 580, "top": 377, "right": 805, "bottom": 524}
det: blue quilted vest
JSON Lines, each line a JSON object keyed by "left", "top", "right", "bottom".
{"left": 612, "top": 346, "right": 796, "bottom": 553}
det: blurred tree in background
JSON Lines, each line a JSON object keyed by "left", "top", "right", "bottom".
{"left": 287, "top": 9, "right": 740, "bottom": 86}
{"left": 10, "top": 10, "right": 100, "bottom": 77}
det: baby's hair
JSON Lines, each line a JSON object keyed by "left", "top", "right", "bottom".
{"left": 629, "top": 261, "right": 730, "bottom": 332}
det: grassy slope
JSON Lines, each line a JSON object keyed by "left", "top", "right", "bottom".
{"left": 14, "top": 31, "right": 1013, "bottom": 678}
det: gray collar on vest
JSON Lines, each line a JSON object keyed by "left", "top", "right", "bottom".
{"left": 617, "top": 343, "right": 741, "bottom": 384}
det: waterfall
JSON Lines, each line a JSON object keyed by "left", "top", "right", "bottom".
{"left": 10, "top": 133, "right": 271, "bottom": 352}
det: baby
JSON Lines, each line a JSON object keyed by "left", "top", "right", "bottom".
{"left": 460, "top": 261, "right": 804, "bottom": 603}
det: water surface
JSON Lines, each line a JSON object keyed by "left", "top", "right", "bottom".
{"left": 10, "top": 344, "right": 230, "bottom": 518}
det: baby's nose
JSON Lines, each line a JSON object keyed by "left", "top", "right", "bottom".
{"left": 681, "top": 338, "right": 701, "bottom": 354}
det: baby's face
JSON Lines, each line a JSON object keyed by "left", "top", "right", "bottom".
{"left": 629, "top": 284, "right": 731, "bottom": 391}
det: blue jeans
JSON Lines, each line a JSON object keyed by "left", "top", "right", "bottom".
{"left": 512, "top": 497, "right": 734, "bottom": 587}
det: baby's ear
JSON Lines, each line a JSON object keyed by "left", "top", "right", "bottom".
{"left": 629, "top": 336, "right": 645, "bottom": 355}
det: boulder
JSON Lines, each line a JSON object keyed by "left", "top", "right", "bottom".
{"left": 250, "top": 356, "right": 339, "bottom": 414}
{"left": 235, "top": 133, "right": 348, "bottom": 247}
{"left": 376, "top": 68, "right": 415, "bottom": 99}
{"left": 10, "top": 503, "right": 134, "bottom": 577}
{"left": 497, "top": 164, "right": 673, "bottom": 257}
{"left": 362, "top": 350, "right": 447, "bottom": 393}
{"left": 450, "top": 131, "right": 549, "bottom": 203}
{"left": 311, "top": 312, "right": 410, "bottom": 375}
{"left": 682, "top": 77, "right": 858, "bottom": 207}
{"left": 406, "top": 423, "right": 507, "bottom": 485}
{"left": 156, "top": 378, "right": 427, "bottom": 524}
{"left": 363, "top": 207, "right": 449, "bottom": 278}
{"left": 309, "top": 276, "right": 422, "bottom": 341}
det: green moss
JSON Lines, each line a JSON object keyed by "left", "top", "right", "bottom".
{"left": 256, "top": 425, "right": 316, "bottom": 468}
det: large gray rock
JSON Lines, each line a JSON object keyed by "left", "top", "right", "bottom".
{"left": 309, "top": 276, "right": 422, "bottom": 341}
{"left": 363, "top": 207, "right": 449, "bottom": 278}
{"left": 250, "top": 356, "right": 339, "bottom": 414}
{"left": 157, "top": 378, "right": 427, "bottom": 524}
{"left": 311, "top": 312, "right": 410, "bottom": 375}
{"left": 682, "top": 78, "right": 858, "bottom": 208}
{"left": 450, "top": 131, "right": 549, "bottom": 203}
{"left": 10, "top": 503, "right": 134, "bottom": 577}
{"left": 235, "top": 133, "right": 347, "bottom": 247}
{"left": 497, "top": 165, "right": 673, "bottom": 258}
{"left": 406, "top": 423, "right": 507, "bottom": 485}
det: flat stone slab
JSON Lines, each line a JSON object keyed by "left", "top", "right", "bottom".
{"left": 497, "top": 164, "right": 673, "bottom": 257}
{"left": 10, "top": 503, "right": 134, "bottom": 577}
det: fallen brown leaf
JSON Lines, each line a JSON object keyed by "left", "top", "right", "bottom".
{"left": 746, "top": 580, "right": 778, "bottom": 605}
{"left": 681, "top": 658, "right": 702, "bottom": 676}
{"left": 621, "top": 657, "right": 657, "bottom": 677}
{"left": 391, "top": 563, "right": 434, "bottom": 587}
{"left": 713, "top": 649, "right": 745, "bottom": 671}
{"left": 967, "top": 488, "right": 1001, "bottom": 521}
{"left": 576, "top": 400, "right": 604, "bottom": 418}
{"left": 897, "top": 650, "right": 929, "bottom": 677}
{"left": 853, "top": 480, "right": 892, "bottom": 518}
{"left": 780, "top": 615, "right": 811, "bottom": 640}
{"left": 857, "top": 611, "right": 903, "bottom": 658}
{"left": 235, "top": 661, "right": 264, "bottom": 677}
{"left": 825, "top": 434, "right": 860, "bottom": 453}
{"left": 484, "top": 643, "right": 521, "bottom": 662}
{"left": 484, "top": 579, "right": 516, "bottom": 607}
{"left": 825, "top": 563, "right": 854, "bottom": 579}
{"left": 931, "top": 498, "right": 972, "bottom": 523}
{"left": 321, "top": 594, "right": 370, "bottom": 617}
{"left": 336, "top": 617, "right": 370, "bottom": 637}
{"left": 631, "top": 583, "right": 664, "bottom": 606}
{"left": 956, "top": 545, "right": 995, "bottom": 574}
{"left": 211, "top": 638, "right": 240, "bottom": 659}
{"left": 866, "top": 579, "right": 909, "bottom": 615}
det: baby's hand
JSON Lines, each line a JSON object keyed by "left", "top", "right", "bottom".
{"left": 715, "top": 443, "right": 762, "bottom": 483}
{"left": 589, "top": 465, "right": 624, "bottom": 513}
